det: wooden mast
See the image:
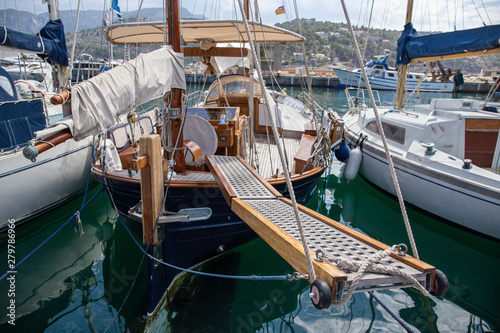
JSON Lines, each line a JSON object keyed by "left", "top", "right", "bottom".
{"left": 167, "top": 0, "right": 186, "bottom": 174}
{"left": 396, "top": 0, "right": 414, "bottom": 109}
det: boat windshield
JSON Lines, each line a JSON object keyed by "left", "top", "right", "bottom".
{"left": 0, "top": 75, "right": 15, "bottom": 100}
{"left": 221, "top": 80, "right": 260, "bottom": 95}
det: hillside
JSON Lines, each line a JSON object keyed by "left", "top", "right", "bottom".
{"left": 276, "top": 19, "right": 500, "bottom": 75}
{"left": 0, "top": 8, "right": 203, "bottom": 34}
{"left": 2, "top": 9, "right": 499, "bottom": 74}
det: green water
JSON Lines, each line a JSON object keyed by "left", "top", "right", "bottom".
{"left": 1, "top": 87, "right": 499, "bottom": 332}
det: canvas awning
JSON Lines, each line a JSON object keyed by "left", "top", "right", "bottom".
{"left": 106, "top": 20, "right": 305, "bottom": 45}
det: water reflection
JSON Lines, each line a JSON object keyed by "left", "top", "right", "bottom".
{"left": 315, "top": 165, "right": 500, "bottom": 331}
{"left": 0, "top": 187, "right": 147, "bottom": 332}
{"left": 157, "top": 159, "right": 500, "bottom": 332}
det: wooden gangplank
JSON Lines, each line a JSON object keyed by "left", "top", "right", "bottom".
{"left": 206, "top": 154, "right": 436, "bottom": 303}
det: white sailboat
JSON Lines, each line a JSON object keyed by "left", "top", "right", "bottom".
{"left": 340, "top": 0, "right": 500, "bottom": 239}
{"left": 0, "top": 1, "right": 94, "bottom": 230}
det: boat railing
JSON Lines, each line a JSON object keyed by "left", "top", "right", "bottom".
{"left": 186, "top": 90, "right": 203, "bottom": 107}
{"left": 296, "top": 90, "right": 325, "bottom": 119}
{"left": 345, "top": 88, "right": 385, "bottom": 111}
{"left": 74, "top": 54, "right": 96, "bottom": 83}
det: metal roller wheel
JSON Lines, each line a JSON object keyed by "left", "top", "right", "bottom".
{"left": 309, "top": 279, "right": 332, "bottom": 310}
{"left": 430, "top": 269, "right": 449, "bottom": 297}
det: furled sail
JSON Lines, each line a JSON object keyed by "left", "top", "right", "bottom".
{"left": 397, "top": 23, "right": 500, "bottom": 65}
{"left": 0, "top": 19, "right": 69, "bottom": 66}
{"left": 34, "top": 45, "right": 185, "bottom": 141}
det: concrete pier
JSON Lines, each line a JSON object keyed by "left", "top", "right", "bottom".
{"left": 185, "top": 73, "right": 496, "bottom": 93}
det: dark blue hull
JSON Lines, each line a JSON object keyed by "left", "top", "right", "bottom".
{"left": 94, "top": 168, "right": 321, "bottom": 313}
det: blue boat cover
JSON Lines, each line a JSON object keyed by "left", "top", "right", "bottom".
{"left": 365, "top": 54, "right": 392, "bottom": 70}
{"left": 0, "top": 19, "right": 68, "bottom": 66}
{"left": 0, "top": 67, "right": 45, "bottom": 149}
{"left": 397, "top": 23, "right": 500, "bottom": 65}
{"left": 0, "top": 99, "right": 46, "bottom": 149}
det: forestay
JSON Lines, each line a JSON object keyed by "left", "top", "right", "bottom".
{"left": 61, "top": 46, "right": 185, "bottom": 140}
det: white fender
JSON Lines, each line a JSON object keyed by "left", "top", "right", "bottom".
{"left": 103, "top": 139, "right": 122, "bottom": 171}
{"left": 343, "top": 147, "right": 362, "bottom": 182}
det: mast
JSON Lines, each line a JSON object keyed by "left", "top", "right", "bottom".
{"left": 46, "top": 0, "right": 59, "bottom": 21}
{"left": 167, "top": 0, "right": 186, "bottom": 173}
{"left": 396, "top": 0, "right": 414, "bottom": 109}
{"left": 246, "top": 0, "right": 255, "bottom": 165}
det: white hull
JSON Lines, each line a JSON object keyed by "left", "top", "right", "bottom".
{"left": 342, "top": 96, "right": 500, "bottom": 239}
{"left": 334, "top": 68, "right": 454, "bottom": 93}
{"left": 355, "top": 140, "right": 500, "bottom": 238}
{"left": 0, "top": 138, "right": 94, "bottom": 229}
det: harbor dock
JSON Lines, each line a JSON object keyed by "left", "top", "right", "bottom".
{"left": 186, "top": 72, "right": 497, "bottom": 93}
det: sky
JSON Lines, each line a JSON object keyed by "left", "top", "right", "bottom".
{"left": 7, "top": 0, "right": 500, "bottom": 32}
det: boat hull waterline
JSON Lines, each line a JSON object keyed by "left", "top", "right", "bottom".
{"left": 345, "top": 130, "right": 500, "bottom": 239}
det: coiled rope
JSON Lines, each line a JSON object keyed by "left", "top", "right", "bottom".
{"left": 317, "top": 245, "right": 429, "bottom": 307}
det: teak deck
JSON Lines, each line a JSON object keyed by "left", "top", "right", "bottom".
{"left": 206, "top": 154, "right": 436, "bottom": 302}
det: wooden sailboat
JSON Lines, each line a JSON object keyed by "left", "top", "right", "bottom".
{"left": 75, "top": 0, "right": 333, "bottom": 314}
{"left": 341, "top": 0, "right": 500, "bottom": 238}
{"left": 28, "top": 0, "right": 448, "bottom": 320}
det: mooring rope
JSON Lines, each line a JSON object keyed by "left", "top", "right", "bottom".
{"left": 110, "top": 202, "right": 307, "bottom": 282}
{"left": 237, "top": 0, "right": 317, "bottom": 283}
{"left": 318, "top": 245, "right": 429, "bottom": 307}
{"left": 0, "top": 181, "right": 103, "bottom": 282}
{"left": 339, "top": 0, "right": 420, "bottom": 260}
{"left": 368, "top": 291, "right": 415, "bottom": 333}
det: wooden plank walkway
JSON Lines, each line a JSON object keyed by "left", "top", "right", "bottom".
{"left": 253, "top": 134, "right": 300, "bottom": 178}
{"left": 206, "top": 154, "right": 436, "bottom": 304}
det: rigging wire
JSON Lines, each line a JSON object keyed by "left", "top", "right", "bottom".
{"left": 446, "top": 0, "right": 450, "bottom": 31}
{"left": 481, "top": 0, "right": 492, "bottom": 24}
{"left": 237, "top": 0, "right": 317, "bottom": 282}
{"left": 339, "top": 0, "right": 420, "bottom": 260}
{"left": 470, "top": 0, "right": 487, "bottom": 26}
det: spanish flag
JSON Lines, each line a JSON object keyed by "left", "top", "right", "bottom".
{"left": 275, "top": 6, "right": 285, "bottom": 15}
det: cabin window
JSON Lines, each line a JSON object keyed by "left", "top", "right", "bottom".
{"left": 387, "top": 73, "right": 395, "bottom": 77}
{"left": 366, "top": 121, "right": 405, "bottom": 145}
{"left": 222, "top": 81, "right": 247, "bottom": 94}
{"left": 221, "top": 81, "right": 260, "bottom": 95}
{"left": 207, "top": 87, "right": 218, "bottom": 99}
{"left": 407, "top": 75, "right": 413, "bottom": 79}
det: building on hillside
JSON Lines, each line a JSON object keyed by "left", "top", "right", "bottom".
{"left": 315, "top": 31, "right": 329, "bottom": 39}
{"left": 293, "top": 52, "right": 305, "bottom": 63}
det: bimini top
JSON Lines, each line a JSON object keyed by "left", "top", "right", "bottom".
{"left": 105, "top": 20, "right": 305, "bottom": 45}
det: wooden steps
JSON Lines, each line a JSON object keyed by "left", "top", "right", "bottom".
{"left": 206, "top": 154, "right": 436, "bottom": 304}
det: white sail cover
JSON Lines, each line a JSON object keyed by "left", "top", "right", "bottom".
{"left": 62, "top": 45, "right": 185, "bottom": 140}
{"left": 197, "top": 42, "right": 251, "bottom": 75}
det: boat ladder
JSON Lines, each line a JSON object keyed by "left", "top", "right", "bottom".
{"left": 206, "top": 154, "right": 437, "bottom": 306}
